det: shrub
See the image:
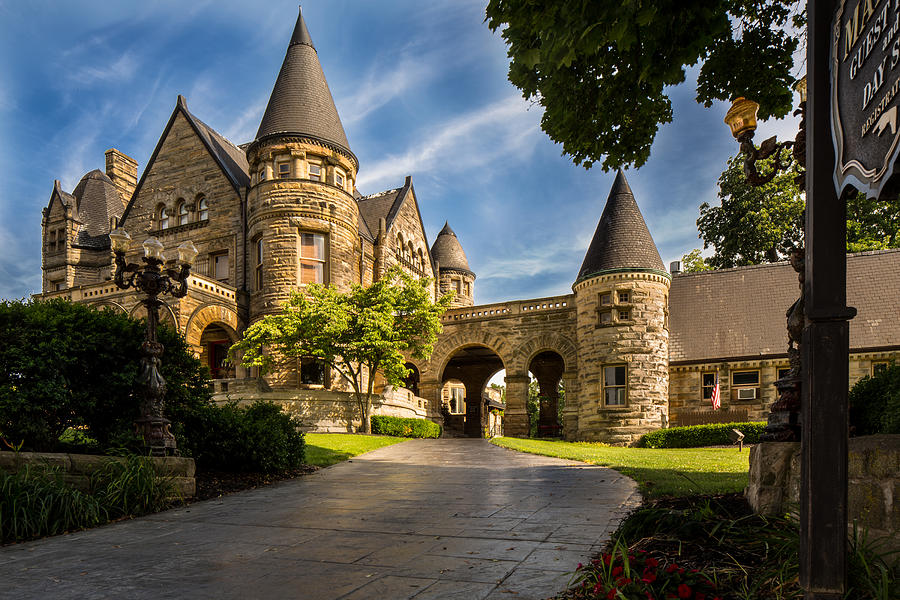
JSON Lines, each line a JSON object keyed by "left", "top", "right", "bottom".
{"left": 849, "top": 364, "right": 900, "bottom": 435}
{"left": 187, "top": 401, "right": 306, "bottom": 473}
{"left": 370, "top": 415, "right": 441, "bottom": 438}
{"left": 637, "top": 422, "right": 766, "bottom": 449}
{"left": 0, "top": 299, "right": 211, "bottom": 452}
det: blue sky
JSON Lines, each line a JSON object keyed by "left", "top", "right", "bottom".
{"left": 0, "top": 0, "right": 802, "bottom": 305}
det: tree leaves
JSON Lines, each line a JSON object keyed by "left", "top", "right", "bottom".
{"left": 485, "top": 0, "right": 801, "bottom": 170}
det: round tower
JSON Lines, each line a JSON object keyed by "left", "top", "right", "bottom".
{"left": 246, "top": 8, "right": 360, "bottom": 319}
{"left": 430, "top": 222, "right": 475, "bottom": 307}
{"left": 572, "top": 171, "right": 670, "bottom": 444}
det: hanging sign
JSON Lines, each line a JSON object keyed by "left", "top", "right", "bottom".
{"left": 832, "top": 0, "right": 900, "bottom": 198}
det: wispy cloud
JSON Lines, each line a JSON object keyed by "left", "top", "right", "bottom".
{"left": 358, "top": 95, "right": 541, "bottom": 191}
{"left": 67, "top": 51, "right": 138, "bottom": 86}
{"left": 339, "top": 54, "right": 435, "bottom": 126}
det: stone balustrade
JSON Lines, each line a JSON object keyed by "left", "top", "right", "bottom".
{"left": 441, "top": 294, "right": 573, "bottom": 323}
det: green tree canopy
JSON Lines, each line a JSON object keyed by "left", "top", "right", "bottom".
{"left": 680, "top": 249, "right": 713, "bottom": 273}
{"left": 485, "top": 0, "right": 803, "bottom": 170}
{"left": 233, "top": 268, "right": 452, "bottom": 433}
{"left": 698, "top": 152, "right": 900, "bottom": 269}
{"left": 698, "top": 149, "right": 804, "bottom": 269}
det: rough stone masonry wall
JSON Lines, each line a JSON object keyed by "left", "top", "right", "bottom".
{"left": 573, "top": 272, "right": 670, "bottom": 444}
{"left": 746, "top": 435, "right": 900, "bottom": 551}
{"left": 123, "top": 111, "right": 245, "bottom": 293}
{"left": 0, "top": 451, "right": 195, "bottom": 499}
{"left": 382, "top": 187, "right": 436, "bottom": 299}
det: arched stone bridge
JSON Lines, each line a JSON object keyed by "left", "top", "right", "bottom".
{"left": 409, "top": 293, "right": 580, "bottom": 438}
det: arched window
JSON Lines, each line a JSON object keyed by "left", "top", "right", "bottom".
{"left": 197, "top": 196, "right": 209, "bottom": 221}
{"left": 158, "top": 205, "right": 169, "bottom": 230}
{"left": 397, "top": 234, "right": 404, "bottom": 256}
{"left": 407, "top": 242, "right": 414, "bottom": 263}
{"left": 177, "top": 199, "right": 189, "bottom": 226}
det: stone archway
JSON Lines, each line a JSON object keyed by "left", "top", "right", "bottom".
{"left": 529, "top": 351, "right": 566, "bottom": 437}
{"left": 439, "top": 344, "right": 505, "bottom": 438}
{"left": 129, "top": 301, "right": 177, "bottom": 329}
{"left": 185, "top": 303, "right": 241, "bottom": 352}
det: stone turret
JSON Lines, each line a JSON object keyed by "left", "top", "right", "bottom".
{"left": 430, "top": 222, "right": 475, "bottom": 307}
{"left": 245, "top": 7, "right": 360, "bottom": 324}
{"left": 571, "top": 171, "right": 671, "bottom": 443}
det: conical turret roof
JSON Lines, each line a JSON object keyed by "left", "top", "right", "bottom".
{"left": 431, "top": 222, "right": 474, "bottom": 275}
{"left": 575, "top": 171, "right": 666, "bottom": 284}
{"left": 254, "top": 8, "right": 356, "bottom": 167}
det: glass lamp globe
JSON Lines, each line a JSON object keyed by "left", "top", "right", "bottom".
{"left": 109, "top": 228, "right": 132, "bottom": 253}
{"left": 176, "top": 241, "right": 199, "bottom": 266}
{"left": 142, "top": 237, "right": 165, "bottom": 261}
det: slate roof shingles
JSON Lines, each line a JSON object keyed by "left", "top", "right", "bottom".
{"left": 669, "top": 249, "right": 900, "bottom": 363}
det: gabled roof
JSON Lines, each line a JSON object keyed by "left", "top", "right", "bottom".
{"left": 357, "top": 176, "right": 436, "bottom": 276}
{"left": 122, "top": 96, "right": 249, "bottom": 222}
{"left": 357, "top": 182, "right": 407, "bottom": 236}
{"left": 430, "top": 221, "right": 473, "bottom": 275}
{"left": 45, "top": 180, "right": 75, "bottom": 219}
{"left": 254, "top": 8, "right": 356, "bottom": 169}
{"left": 669, "top": 249, "right": 900, "bottom": 363}
{"left": 575, "top": 170, "right": 667, "bottom": 284}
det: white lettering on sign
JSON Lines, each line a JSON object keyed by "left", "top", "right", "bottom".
{"left": 863, "top": 58, "right": 888, "bottom": 108}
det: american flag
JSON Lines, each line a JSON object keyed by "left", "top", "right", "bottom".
{"left": 711, "top": 372, "right": 721, "bottom": 410}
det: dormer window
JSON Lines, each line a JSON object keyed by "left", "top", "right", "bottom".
{"left": 278, "top": 162, "right": 291, "bottom": 179}
{"left": 308, "top": 162, "right": 322, "bottom": 182}
{"left": 198, "top": 197, "right": 209, "bottom": 221}
{"left": 177, "top": 200, "right": 189, "bottom": 226}
{"left": 158, "top": 205, "right": 169, "bottom": 230}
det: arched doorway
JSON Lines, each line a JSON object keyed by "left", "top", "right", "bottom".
{"left": 441, "top": 345, "right": 505, "bottom": 438}
{"left": 199, "top": 324, "right": 236, "bottom": 379}
{"left": 402, "top": 362, "right": 420, "bottom": 396}
{"left": 528, "top": 351, "right": 565, "bottom": 437}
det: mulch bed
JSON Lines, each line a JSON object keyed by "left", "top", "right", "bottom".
{"left": 192, "top": 465, "right": 319, "bottom": 502}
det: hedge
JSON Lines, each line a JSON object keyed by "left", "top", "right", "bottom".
{"left": 849, "top": 363, "right": 900, "bottom": 435}
{"left": 370, "top": 415, "right": 441, "bottom": 438}
{"left": 636, "top": 422, "right": 767, "bottom": 449}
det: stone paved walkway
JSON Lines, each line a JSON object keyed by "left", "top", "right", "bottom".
{"left": 0, "top": 439, "right": 640, "bottom": 600}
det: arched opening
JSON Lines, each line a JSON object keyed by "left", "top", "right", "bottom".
{"left": 199, "top": 324, "right": 236, "bottom": 379}
{"left": 441, "top": 345, "right": 504, "bottom": 438}
{"left": 402, "top": 362, "right": 420, "bottom": 396}
{"left": 528, "top": 350, "right": 566, "bottom": 438}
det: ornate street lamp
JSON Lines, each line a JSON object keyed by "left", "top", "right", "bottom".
{"left": 109, "top": 228, "right": 198, "bottom": 455}
{"left": 723, "top": 78, "right": 807, "bottom": 442}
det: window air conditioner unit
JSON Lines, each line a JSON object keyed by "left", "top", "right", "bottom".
{"left": 737, "top": 387, "right": 757, "bottom": 400}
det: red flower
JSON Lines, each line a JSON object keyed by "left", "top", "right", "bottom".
{"left": 612, "top": 566, "right": 623, "bottom": 577}
{"left": 645, "top": 558, "right": 659, "bottom": 568}
{"left": 576, "top": 563, "right": 583, "bottom": 571}
{"left": 641, "top": 572, "right": 657, "bottom": 584}
{"left": 606, "top": 589, "right": 618, "bottom": 600}
{"left": 666, "top": 564, "right": 679, "bottom": 573}
{"left": 678, "top": 583, "right": 692, "bottom": 598}
{"left": 604, "top": 554, "right": 612, "bottom": 565}
{"left": 593, "top": 582, "right": 603, "bottom": 594}
{"left": 695, "top": 594, "right": 705, "bottom": 600}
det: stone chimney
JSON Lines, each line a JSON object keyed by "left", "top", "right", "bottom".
{"left": 104, "top": 148, "right": 138, "bottom": 206}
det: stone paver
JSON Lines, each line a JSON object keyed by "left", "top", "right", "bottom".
{"left": 0, "top": 439, "right": 640, "bottom": 600}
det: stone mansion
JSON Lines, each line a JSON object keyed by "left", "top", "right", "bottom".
{"left": 38, "top": 9, "right": 900, "bottom": 443}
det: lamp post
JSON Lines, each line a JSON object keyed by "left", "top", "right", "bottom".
{"left": 109, "top": 228, "right": 198, "bottom": 456}
{"left": 723, "top": 78, "right": 807, "bottom": 443}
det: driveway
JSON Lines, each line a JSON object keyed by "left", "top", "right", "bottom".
{"left": 0, "top": 438, "right": 640, "bottom": 600}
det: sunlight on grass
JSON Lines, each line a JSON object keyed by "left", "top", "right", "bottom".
{"left": 304, "top": 433, "right": 411, "bottom": 468}
{"left": 491, "top": 437, "right": 750, "bottom": 498}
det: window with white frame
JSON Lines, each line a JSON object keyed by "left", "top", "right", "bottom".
{"left": 177, "top": 200, "right": 189, "bottom": 226}
{"left": 158, "top": 205, "right": 169, "bottom": 230}
{"left": 211, "top": 252, "right": 229, "bottom": 284}
{"left": 197, "top": 197, "right": 209, "bottom": 221}
{"left": 450, "top": 387, "right": 465, "bottom": 414}
{"left": 308, "top": 161, "right": 322, "bottom": 182}
{"left": 299, "top": 232, "right": 326, "bottom": 284}
{"left": 603, "top": 364, "right": 627, "bottom": 406}
{"left": 335, "top": 168, "right": 345, "bottom": 188}
{"left": 618, "top": 291, "right": 630, "bottom": 303}
{"left": 277, "top": 162, "right": 291, "bottom": 179}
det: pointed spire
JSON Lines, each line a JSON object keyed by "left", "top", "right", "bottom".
{"left": 575, "top": 170, "right": 666, "bottom": 284}
{"left": 431, "top": 221, "right": 472, "bottom": 274}
{"left": 254, "top": 7, "right": 356, "bottom": 168}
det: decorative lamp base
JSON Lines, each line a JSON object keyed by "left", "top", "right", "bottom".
{"left": 134, "top": 416, "right": 179, "bottom": 456}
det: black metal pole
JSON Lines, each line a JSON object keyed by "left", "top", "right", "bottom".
{"left": 801, "top": 0, "right": 854, "bottom": 596}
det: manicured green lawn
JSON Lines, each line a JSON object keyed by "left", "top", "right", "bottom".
{"left": 304, "top": 433, "right": 411, "bottom": 467}
{"left": 491, "top": 437, "right": 749, "bottom": 497}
